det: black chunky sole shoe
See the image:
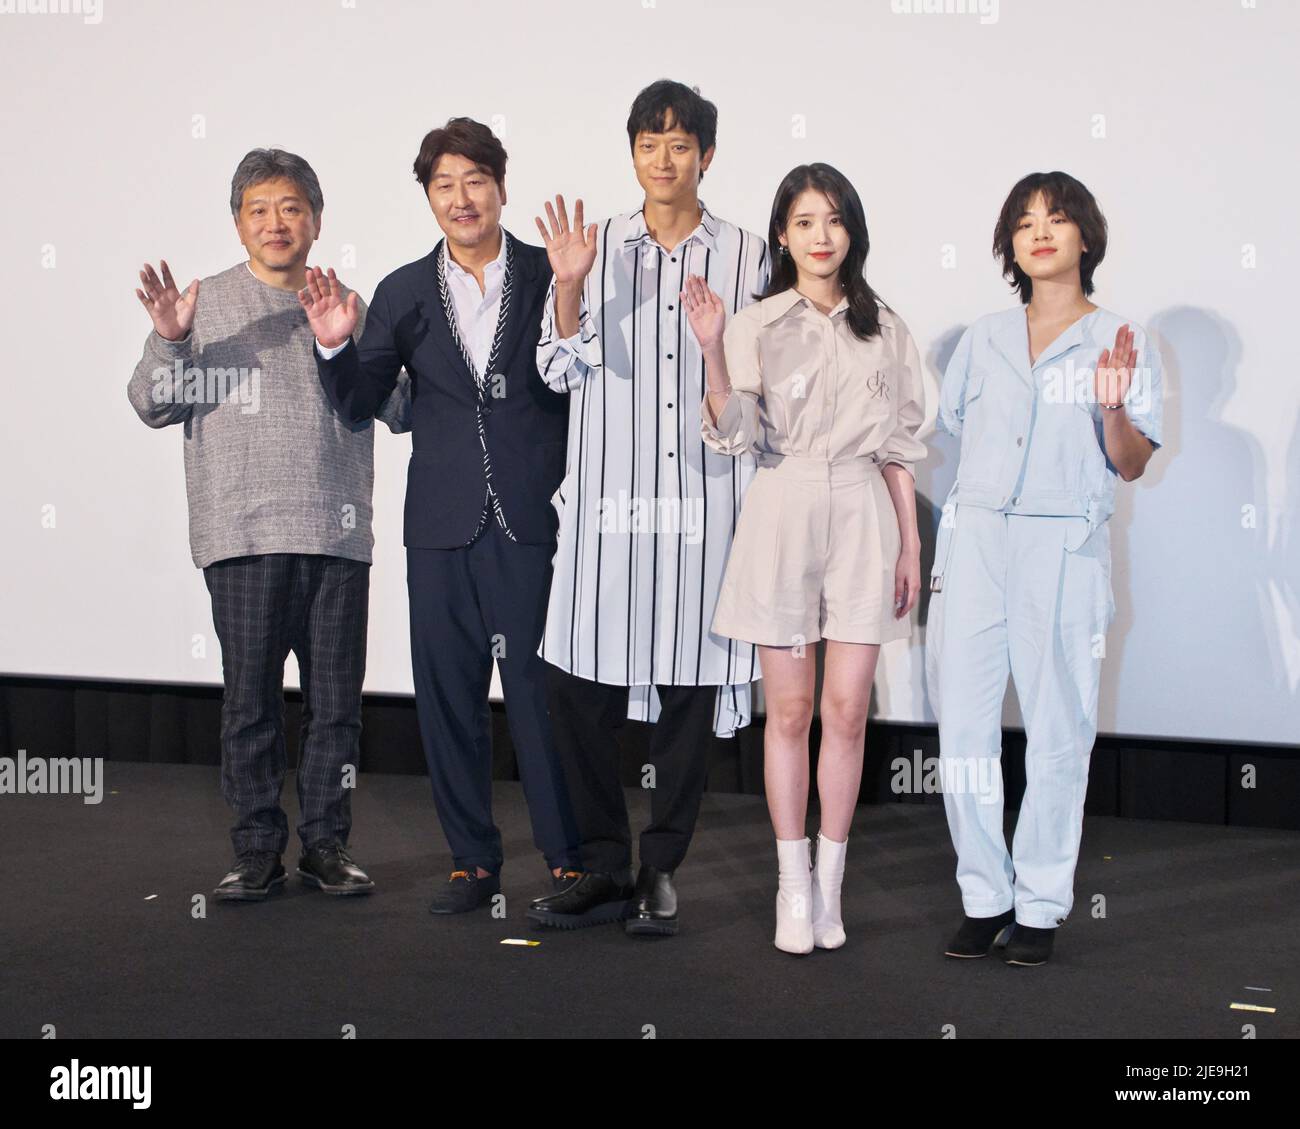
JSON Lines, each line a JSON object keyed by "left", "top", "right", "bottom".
{"left": 624, "top": 913, "right": 678, "bottom": 937}
{"left": 526, "top": 897, "right": 633, "bottom": 930}
{"left": 526, "top": 871, "right": 635, "bottom": 930}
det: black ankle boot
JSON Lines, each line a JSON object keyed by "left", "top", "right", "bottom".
{"left": 1003, "top": 923, "right": 1055, "bottom": 966}
{"left": 943, "top": 909, "right": 1015, "bottom": 958}
{"left": 624, "top": 865, "right": 678, "bottom": 937}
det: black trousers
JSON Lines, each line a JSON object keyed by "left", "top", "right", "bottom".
{"left": 203, "top": 553, "right": 369, "bottom": 856}
{"left": 407, "top": 522, "right": 580, "bottom": 874}
{"left": 544, "top": 664, "right": 717, "bottom": 874}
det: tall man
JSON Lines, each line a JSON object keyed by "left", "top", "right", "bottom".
{"left": 128, "top": 149, "right": 408, "bottom": 901}
{"left": 526, "top": 81, "right": 769, "bottom": 936}
{"left": 300, "top": 118, "right": 580, "bottom": 914}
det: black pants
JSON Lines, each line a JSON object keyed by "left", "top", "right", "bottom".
{"left": 407, "top": 522, "right": 580, "bottom": 874}
{"left": 544, "top": 664, "right": 717, "bottom": 874}
{"left": 203, "top": 553, "right": 369, "bottom": 856}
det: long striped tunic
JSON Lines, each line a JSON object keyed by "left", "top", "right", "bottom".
{"left": 535, "top": 202, "right": 770, "bottom": 737}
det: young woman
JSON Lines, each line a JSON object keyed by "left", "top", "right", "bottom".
{"left": 927, "top": 171, "right": 1163, "bottom": 967}
{"left": 689, "top": 163, "right": 927, "bottom": 954}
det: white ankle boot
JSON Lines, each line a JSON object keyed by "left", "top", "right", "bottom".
{"left": 774, "top": 837, "right": 814, "bottom": 954}
{"left": 811, "top": 832, "right": 848, "bottom": 950}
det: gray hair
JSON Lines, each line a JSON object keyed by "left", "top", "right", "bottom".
{"left": 229, "top": 148, "right": 324, "bottom": 218}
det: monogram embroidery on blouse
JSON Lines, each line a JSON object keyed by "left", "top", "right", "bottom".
{"left": 866, "top": 368, "right": 890, "bottom": 400}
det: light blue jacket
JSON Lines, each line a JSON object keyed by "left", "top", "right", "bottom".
{"left": 937, "top": 305, "right": 1163, "bottom": 539}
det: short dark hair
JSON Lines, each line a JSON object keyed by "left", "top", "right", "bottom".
{"left": 230, "top": 148, "right": 323, "bottom": 218}
{"left": 993, "top": 171, "right": 1108, "bottom": 304}
{"left": 413, "top": 117, "right": 508, "bottom": 193}
{"left": 626, "top": 79, "right": 718, "bottom": 178}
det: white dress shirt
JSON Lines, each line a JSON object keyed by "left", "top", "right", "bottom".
{"left": 440, "top": 232, "right": 508, "bottom": 376}
{"left": 536, "top": 202, "right": 770, "bottom": 737}
{"left": 316, "top": 233, "right": 508, "bottom": 372}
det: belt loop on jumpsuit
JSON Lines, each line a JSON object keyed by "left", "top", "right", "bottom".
{"left": 1065, "top": 495, "right": 1110, "bottom": 553}
{"left": 930, "top": 484, "right": 960, "bottom": 593}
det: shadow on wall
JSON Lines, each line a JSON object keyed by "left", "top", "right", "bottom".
{"left": 1281, "top": 403, "right": 1300, "bottom": 715}
{"left": 1102, "top": 306, "right": 1288, "bottom": 740}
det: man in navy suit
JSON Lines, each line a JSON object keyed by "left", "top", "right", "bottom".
{"left": 299, "top": 118, "right": 580, "bottom": 913}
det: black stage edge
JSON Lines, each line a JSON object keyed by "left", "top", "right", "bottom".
{"left": 2, "top": 675, "right": 1298, "bottom": 829}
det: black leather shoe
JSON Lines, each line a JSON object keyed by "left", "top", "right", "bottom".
{"left": 1003, "top": 923, "right": 1055, "bottom": 966}
{"left": 214, "top": 850, "right": 285, "bottom": 901}
{"left": 943, "top": 909, "right": 1015, "bottom": 958}
{"left": 551, "top": 867, "right": 583, "bottom": 893}
{"left": 624, "top": 864, "right": 678, "bottom": 937}
{"left": 296, "top": 840, "right": 375, "bottom": 895}
{"left": 526, "top": 871, "right": 633, "bottom": 929}
{"left": 428, "top": 869, "right": 501, "bottom": 914}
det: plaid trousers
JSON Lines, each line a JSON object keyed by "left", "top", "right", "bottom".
{"left": 203, "top": 553, "right": 370, "bottom": 855}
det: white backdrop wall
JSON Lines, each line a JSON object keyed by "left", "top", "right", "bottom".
{"left": 1, "top": 0, "right": 1295, "bottom": 744}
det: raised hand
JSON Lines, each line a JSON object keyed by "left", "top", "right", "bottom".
{"left": 534, "top": 194, "right": 598, "bottom": 285}
{"left": 298, "top": 266, "right": 358, "bottom": 350}
{"left": 681, "top": 273, "right": 726, "bottom": 351}
{"left": 135, "top": 260, "right": 199, "bottom": 342}
{"left": 1095, "top": 323, "right": 1137, "bottom": 409}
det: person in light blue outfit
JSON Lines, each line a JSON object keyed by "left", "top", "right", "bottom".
{"left": 926, "top": 171, "right": 1163, "bottom": 967}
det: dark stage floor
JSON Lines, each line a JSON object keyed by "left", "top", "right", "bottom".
{"left": 3, "top": 763, "right": 1297, "bottom": 1039}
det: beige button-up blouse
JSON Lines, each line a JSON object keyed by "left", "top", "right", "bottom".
{"left": 700, "top": 288, "right": 927, "bottom": 473}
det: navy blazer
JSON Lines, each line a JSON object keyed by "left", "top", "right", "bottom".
{"left": 315, "top": 231, "right": 568, "bottom": 548}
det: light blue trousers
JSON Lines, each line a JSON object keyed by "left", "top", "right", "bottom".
{"left": 925, "top": 504, "right": 1113, "bottom": 928}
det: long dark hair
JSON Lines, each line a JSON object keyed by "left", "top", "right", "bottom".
{"left": 764, "top": 163, "right": 884, "bottom": 341}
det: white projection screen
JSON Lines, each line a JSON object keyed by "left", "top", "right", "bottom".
{"left": 1, "top": 0, "right": 1295, "bottom": 746}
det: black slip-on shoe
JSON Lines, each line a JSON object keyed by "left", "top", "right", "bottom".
{"left": 526, "top": 872, "right": 634, "bottom": 930}
{"left": 1003, "top": 923, "right": 1056, "bottom": 966}
{"left": 214, "top": 850, "right": 286, "bottom": 902}
{"left": 551, "top": 868, "right": 584, "bottom": 893}
{"left": 943, "top": 909, "right": 1016, "bottom": 958}
{"left": 297, "top": 840, "right": 375, "bottom": 896}
{"left": 624, "top": 864, "right": 678, "bottom": 937}
{"left": 428, "top": 869, "right": 501, "bottom": 914}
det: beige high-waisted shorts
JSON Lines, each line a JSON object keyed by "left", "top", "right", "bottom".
{"left": 712, "top": 453, "right": 908, "bottom": 647}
